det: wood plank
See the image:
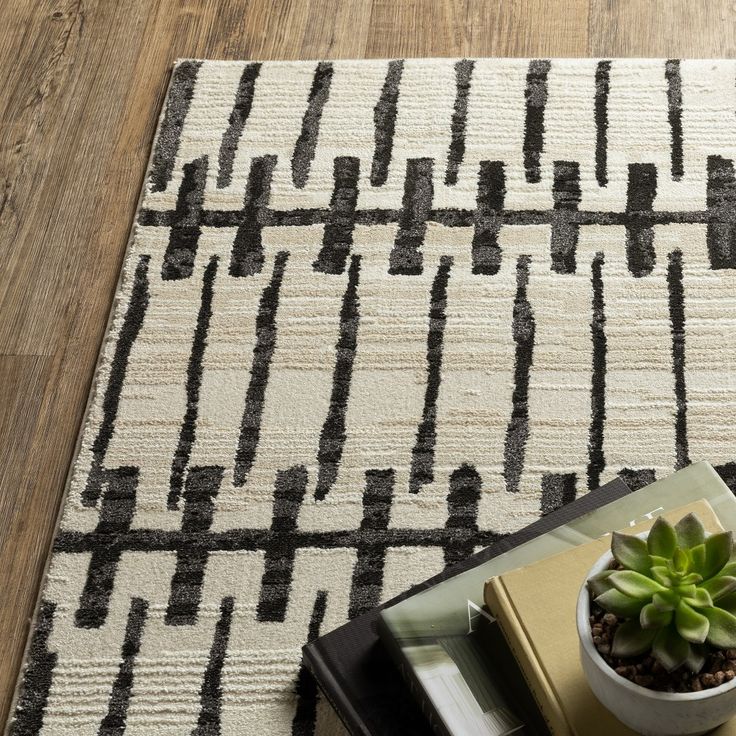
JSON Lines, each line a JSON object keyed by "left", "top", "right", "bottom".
{"left": 589, "top": 0, "right": 736, "bottom": 56}
{"left": 364, "top": 0, "right": 589, "bottom": 58}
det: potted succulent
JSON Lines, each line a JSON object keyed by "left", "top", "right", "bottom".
{"left": 576, "top": 513, "right": 736, "bottom": 736}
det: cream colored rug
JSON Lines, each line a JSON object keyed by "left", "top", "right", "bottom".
{"left": 9, "top": 58, "right": 736, "bottom": 735}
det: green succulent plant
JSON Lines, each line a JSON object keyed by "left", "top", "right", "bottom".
{"left": 588, "top": 513, "right": 736, "bottom": 674}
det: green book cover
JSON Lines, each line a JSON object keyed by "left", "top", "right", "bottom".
{"left": 379, "top": 462, "right": 736, "bottom": 736}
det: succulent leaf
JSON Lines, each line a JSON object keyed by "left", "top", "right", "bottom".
{"left": 609, "top": 570, "right": 666, "bottom": 599}
{"left": 674, "top": 601, "right": 709, "bottom": 643}
{"left": 647, "top": 517, "right": 678, "bottom": 557}
{"left": 640, "top": 602, "right": 672, "bottom": 629}
{"left": 703, "top": 607, "right": 736, "bottom": 648}
{"left": 587, "top": 570, "right": 615, "bottom": 596}
{"left": 675, "top": 513, "right": 706, "bottom": 548}
{"left": 690, "top": 544, "right": 707, "bottom": 574}
{"left": 652, "top": 590, "right": 678, "bottom": 611}
{"left": 653, "top": 625, "right": 691, "bottom": 672}
{"left": 595, "top": 589, "right": 646, "bottom": 619}
{"left": 650, "top": 566, "right": 674, "bottom": 587}
{"left": 684, "top": 644, "right": 707, "bottom": 675}
{"left": 675, "top": 584, "right": 697, "bottom": 600}
{"left": 611, "top": 532, "right": 651, "bottom": 575}
{"left": 682, "top": 587, "right": 713, "bottom": 609}
{"left": 703, "top": 531, "right": 734, "bottom": 579}
{"left": 612, "top": 620, "right": 657, "bottom": 658}
{"left": 672, "top": 548, "right": 689, "bottom": 574}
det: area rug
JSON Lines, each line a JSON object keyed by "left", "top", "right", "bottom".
{"left": 9, "top": 58, "right": 736, "bottom": 735}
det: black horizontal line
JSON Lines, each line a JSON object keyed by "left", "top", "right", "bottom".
{"left": 54, "top": 526, "right": 503, "bottom": 554}
{"left": 138, "top": 206, "right": 726, "bottom": 230}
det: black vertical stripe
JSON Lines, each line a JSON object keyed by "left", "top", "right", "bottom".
{"left": 229, "top": 155, "right": 276, "bottom": 278}
{"left": 314, "top": 255, "right": 361, "bottom": 501}
{"left": 348, "top": 470, "right": 394, "bottom": 619}
{"left": 149, "top": 60, "right": 202, "bottom": 193}
{"left": 445, "top": 59, "right": 474, "bottom": 186}
{"left": 9, "top": 602, "right": 57, "bottom": 736}
{"left": 706, "top": 155, "right": 736, "bottom": 270}
{"left": 370, "top": 60, "right": 404, "bottom": 187}
{"left": 292, "top": 62, "right": 333, "bottom": 189}
{"left": 665, "top": 59, "right": 684, "bottom": 181}
{"left": 191, "top": 597, "right": 235, "bottom": 736}
{"left": 523, "top": 59, "right": 551, "bottom": 184}
{"left": 167, "top": 466, "right": 223, "bottom": 626}
{"left": 98, "top": 598, "right": 149, "bottom": 736}
{"left": 540, "top": 473, "right": 577, "bottom": 515}
{"left": 388, "top": 158, "right": 433, "bottom": 276}
{"left": 83, "top": 256, "right": 150, "bottom": 507}
{"left": 233, "top": 251, "right": 289, "bottom": 487}
{"left": 625, "top": 163, "right": 657, "bottom": 277}
{"left": 409, "top": 256, "right": 453, "bottom": 494}
{"left": 503, "top": 255, "right": 535, "bottom": 493}
{"left": 472, "top": 160, "right": 505, "bottom": 276}
{"left": 291, "top": 592, "right": 328, "bottom": 736}
{"left": 668, "top": 249, "right": 689, "bottom": 470}
{"left": 76, "top": 468, "right": 138, "bottom": 629}
{"left": 444, "top": 464, "right": 482, "bottom": 567}
{"left": 594, "top": 60, "right": 611, "bottom": 188}
{"left": 169, "top": 256, "right": 219, "bottom": 509}
{"left": 312, "top": 157, "right": 361, "bottom": 275}
{"left": 588, "top": 252, "right": 607, "bottom": 491}
{"left": 161, "top": 155, "right": 208, "bottom": 281}
{"left": 257, "top": 466, "right": 309, "bottom": 622}
{"left": 550, "top": 160, "right": 581, "bottom": 274}
{"left": 217, "top": 63, "right": 261, "bottom": 189}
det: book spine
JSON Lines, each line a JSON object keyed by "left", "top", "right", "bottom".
{"left": 376, "top": 615, "right": 452, "bottom": 736}
{"left": 484, "top": 578, "right": 570, "bottom": 736}
{"left": 301, "top": 643, "right": 370, "bottom": 736}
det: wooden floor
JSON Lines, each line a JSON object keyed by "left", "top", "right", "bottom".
{"left": 1, "top": 0, "right": 736, "bottom": 726}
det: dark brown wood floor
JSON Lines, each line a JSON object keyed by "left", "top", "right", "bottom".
{"left": 2, "top": 0, "right": 736, "bottom": 726}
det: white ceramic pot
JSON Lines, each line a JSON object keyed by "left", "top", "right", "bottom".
{"left": 577, "top": 539, "right": 736, "bottom": 736}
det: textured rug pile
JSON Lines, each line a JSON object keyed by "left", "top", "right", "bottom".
{"left": 10, "top": 58, "right": 736, "bottom": 735}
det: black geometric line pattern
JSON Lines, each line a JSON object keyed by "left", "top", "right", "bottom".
{"left": 12, "top": 58, "right": 736, "bottom": 736}
{"left": 140, "top": 153, "right": 736, "bottom": 277}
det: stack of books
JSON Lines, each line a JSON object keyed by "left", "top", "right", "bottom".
{"left": 303, "top": 462, "right": 736, "bottom": 735}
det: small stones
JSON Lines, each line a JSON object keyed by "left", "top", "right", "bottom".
{"left": 602, "top": 613, "right": 618, "bottom": 627}
{"left": 633, "top": 674, "right": 654, "bottom": 687}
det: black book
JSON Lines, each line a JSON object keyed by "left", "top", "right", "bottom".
{"left": 302, "top": 477, "right": 630, "bottom": 735}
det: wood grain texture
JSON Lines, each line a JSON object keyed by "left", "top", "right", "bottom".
{"left": 0, "top": 0, "right": 730, "bottom": 727}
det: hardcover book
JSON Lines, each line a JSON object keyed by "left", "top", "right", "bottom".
{"left": 302, "top": 477, "right": 631, "bottom": 736}
{"left": 483, "top": 492, "right": 735, "bottom": 735}
{"left": 379, "top": 462, "right": 735, "bottom": 736}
